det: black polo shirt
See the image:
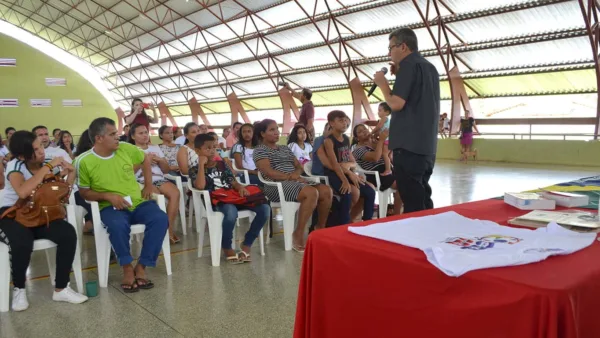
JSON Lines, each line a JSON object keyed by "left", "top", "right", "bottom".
{"left": 388, "top": 52, "right": 440, "bottom": 155}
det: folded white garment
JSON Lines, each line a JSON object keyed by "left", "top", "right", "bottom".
{"left": 348, "top": 211, "right": 596, "bottom": 277}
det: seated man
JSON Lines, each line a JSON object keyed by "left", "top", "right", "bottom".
{"left": 76, "top": 118, "right": 169, "bottom": 293}
{"left": 32, "top": 125, "right": 71, "bottom": 164}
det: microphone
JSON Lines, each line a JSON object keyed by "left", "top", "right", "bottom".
{"left": 368, "top": 67, "right": 388, "bottom": 97}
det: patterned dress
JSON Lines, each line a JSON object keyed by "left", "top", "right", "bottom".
{"left": 159, "top": 144, "right": 181, "bottom": 168}
{"left": 253, "top": 144, "right": 319, "bottom": 203}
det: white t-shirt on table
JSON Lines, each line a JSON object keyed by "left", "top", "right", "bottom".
{"left": 135, "top": 144, "right": 166, "bottom": 183}
{"left": 288, "top": 142, "right": 312, "bottom": 164}
{"left": 349, "top": 211, "right": 596, "bottom": 277}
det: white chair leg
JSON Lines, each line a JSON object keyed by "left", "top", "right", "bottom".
{"left": 96, "top": 232, "right": 111, "bottom": 288}
{"left": 194, "top": 198, "right": 206, "bottom": 258}
{"left": 0, "top": 246, "right": 10, "bottom": 312}
{"left": 161, "top": 233, "right": 172, "bottom": 276}
{"left": 178, "top": 195, "right": 187, "bottom": 236}
{"left": 72, "top": 248, "right": 84, "bottom": 294}
{"left": 208, "top": 215, "right": 224, "bottom": 267}
{"left": 45, "top": 247, "right": 57, "bottom": 286}
{"left": 282, "top": 206, "right": 296, "bottom": 251}
{"left": 259, "top": 228, "right": 265, "bottom": 256}
{"left": 378, "top": 191, "right": 387, "bottom": 219}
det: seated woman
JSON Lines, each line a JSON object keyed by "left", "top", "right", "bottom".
{"left": 73, "top": 129, "right": 94, "bottom": 233}
{"left": 352, "top": 124, "right": 403, "bottom": 215}
{"left": 232, "top": 123, "right": 261, "bottom": 185}
{"left": 253, "top": 119, "right": 333, "bottom": 252}
{"left": 129, "top": 124, "right": 181, "bottom": 244}
{"left": 158, "top": 125, "right": 181, "bottom": 176}
{"left": 190, "top": 134, "right": 270, "bottom": 264}
{"left": 176, "top": 122, "right": 201, "bottom": 176}
{"left": 0, "top": 131, "right": 88, "bottom": 312}
{"left": 287, "top": 124, "right": 312, "bottom": 165}
{"left": 57, "top": 130, "right": 76, "bottom": 160}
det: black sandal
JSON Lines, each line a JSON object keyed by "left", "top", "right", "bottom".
{"left": 121, "top": 281, "right": 139, "bottom": 293}
{"left": 135, "top": 277, "right": 155, "bottom": 290}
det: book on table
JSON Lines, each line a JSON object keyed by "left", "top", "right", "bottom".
{"left": 504, "top": 192, "right": 556, "bottom": 210}
{"left": 509, "top": 210, "right": 600, "bottom": 232}
{"left": 538, "top": 191, "right": 590, "bottom": 207}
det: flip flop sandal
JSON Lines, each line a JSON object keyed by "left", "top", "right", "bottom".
{"left": 121, "top": 281, "right": 139, "bottom": 293}
{"left": 226, "top": 253, "right": 244, "bottom": 265}
{"left": 292, "top": 244, "right": 305, "bottom": 253}
{"left": 238, "top": 251, "right": 251, "bottom": 262}
{"left": 169, "top": 236, "right": 181, "bottom": 245}
{"left": 134, "top": 278, "right": 155, "bottom": 290}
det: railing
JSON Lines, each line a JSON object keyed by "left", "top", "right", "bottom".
{"left": 441, "top": 133, "right": 597, "bottom": 141}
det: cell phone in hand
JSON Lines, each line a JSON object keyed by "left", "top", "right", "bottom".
{"left": 142, "top": 103, "right": 149, "bottom": 109}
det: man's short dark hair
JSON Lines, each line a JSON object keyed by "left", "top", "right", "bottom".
{"left": 389, "top": 28, "right": 418, "bottom": 52}
{"left": 52, "top": 128, "right": 61, "bottom": 135}
{"left": 32, "top": 125, "right": 47, "bottom": 134}
{"left": 194, "top": 133, "right": 215, "bottom": 149}
{"left": 302, "top": 88, "right": 312, "bottom": 100}
{"left": 9, "top": 131, "right": 37, "bottom": 161}
{"left": 89, "top": 118, "right": 115, "bottom": 144}
{"left": 327, "top": 110, "right": 348, "bottom": 123}
{"left": 5, "top": 127, "right": 15, "bottom": 135}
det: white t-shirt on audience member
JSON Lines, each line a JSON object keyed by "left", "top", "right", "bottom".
{"left": 45, "top": 146, "right": 72, "bottom": 164}
{"left": 175, "top": 136, "right": 186, "bottom": 146}
{"left": 288, "top": 142, "right": 313, "bottom": 164}
{"left": 135, "top": 145, "right": 166, "bottom": 183}
{"left": 231, "top": 144, "right": 256, "bottom": 170}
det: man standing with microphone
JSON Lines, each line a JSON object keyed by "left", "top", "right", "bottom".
{"left": 373, "top": 28, "right": 440, "bottom": 213}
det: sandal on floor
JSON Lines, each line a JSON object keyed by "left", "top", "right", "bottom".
{"left": 134, "top": 278, "right": 155, "bottom": 290}
{"left": 169, "top": 235, "right": 181, "bottom": 245}
{"left": 121, "top": 281, "right": 139, "bottom": 293}
{"left": 226, "top": 253, "right": 244, "bottom": 265}
{"left": 292, "top": 244, "right": 305, "bottom": 253}
{"left": 238, "top": 251, "right": 251, "bottom": 262}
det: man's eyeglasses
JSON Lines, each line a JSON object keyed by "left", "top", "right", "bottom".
{"left": 388, "top": 43, "right": 403, "bottom": 53}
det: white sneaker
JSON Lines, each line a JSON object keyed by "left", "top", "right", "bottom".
{"left": 52, "top": 285, "right": 88, "bottom": 304}
{"left": 12, "top": 288, "right": 29, "bottom": 312}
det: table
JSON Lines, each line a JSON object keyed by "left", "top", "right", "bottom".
{"left": 294, "top": 199, "right": 600, "bottom": 338}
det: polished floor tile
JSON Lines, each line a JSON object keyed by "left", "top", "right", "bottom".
{"left": 0, "top": 160, "right": 596, "bottom": 337}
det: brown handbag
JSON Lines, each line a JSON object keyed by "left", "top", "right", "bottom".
{"left": 0, "top": 174, "right": 72, "bottom": 227}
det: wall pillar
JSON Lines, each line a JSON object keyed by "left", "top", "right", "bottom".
{"left": 448, "top": 67, "right": 473, "bottom": 134}
{"left": 188, "top": 97, "right": 211, "bottom": 126}
{"left": 278, "top": 88, "right": 300, "bottom": 134}
{"left": 227, "top": 92, "right": 250, "bottom": 124}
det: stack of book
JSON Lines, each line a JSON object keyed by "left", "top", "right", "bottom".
{"left": 504, "top": 192, "right": 556, "bottom": 210}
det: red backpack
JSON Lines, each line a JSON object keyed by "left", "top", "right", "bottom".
{"left": 210, "top": 185, "right": 268, "bottom": 207}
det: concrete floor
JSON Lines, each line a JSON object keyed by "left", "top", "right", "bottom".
{"left": 0, "top": 160, "right": 596, "bottom": 338}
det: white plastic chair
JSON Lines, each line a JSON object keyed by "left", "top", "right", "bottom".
{"left": 355, "top": 164, "right": 394, "bottom": 219}
{"left": 0, "top": 204, "right": 84, "bottom": 312}
{"left": 257, "top": 172, "right": 317, "bottom": 251}
{"left": 69, "top": 190, "right": 88, "bottom": 249}
{"left": 90, "top": 194, "right": 172, "bottom": 288}
{"left": 188, "top": 186, "right": 265, "bottom": 266}
{"left": 164, "top": 174, "right": 187, "bottom": 236}
{"left": 303, "top": 161, "right": 329, "bottom": 185}
{"left": 231, "top": 161, "right": 251, "bottom": 185}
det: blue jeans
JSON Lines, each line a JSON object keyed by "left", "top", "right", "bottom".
{"left": 243, "top": 174, "right": 262, "bottom": 186}
{"left": 327, "top": 173, "right": 376, "bottom": 225}
{"left": 216, "top": 203, "right": 270, "bottom": 250}
{"left": 100, "top": 200, "right": 169, "bottom": 267}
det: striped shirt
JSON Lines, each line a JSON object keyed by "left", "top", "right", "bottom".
{"left": 352, "top": 145, "right": 385, "bottom": 172}
{"left": 253, "top": 145, "right": 296, "bottom": 181}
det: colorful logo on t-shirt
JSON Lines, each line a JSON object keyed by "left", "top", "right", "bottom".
{"left": 443, "top": 235, "right": 522, "bottom": 251}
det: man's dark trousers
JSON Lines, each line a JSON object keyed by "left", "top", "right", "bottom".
{"left": 393, "top": 148, "right": 435, "bottom": 213}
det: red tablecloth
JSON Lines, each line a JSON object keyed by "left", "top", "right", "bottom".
{"left": 294, "top": 199, "right": 600, "bottom": 338}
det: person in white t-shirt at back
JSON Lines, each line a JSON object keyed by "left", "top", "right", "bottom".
{"left": 32, "top": 125, "right": 72, "bottom": 165}
{"left": 174, "top": 125, "right": 187, "bottom": 146}
{"left": 287, "top": 124, "right": 313, "bottom": 166}
{"left": 129, "top": 123, "right": 181, "bottom": 244}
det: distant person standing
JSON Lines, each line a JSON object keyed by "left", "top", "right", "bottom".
{"left": 284, "top": 84, "right": 315, "bottom": 142}
{"left": 459, "top": 111, "right": 479, "bottom": 155}
{"left": 125, "top": 98, "right": 159, "bottom": 132}
{"left": 373, "top": 28, "right": 440, "bottom": 213}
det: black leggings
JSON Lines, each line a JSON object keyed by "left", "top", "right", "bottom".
{"left": 0, "top": 218, "right": 77, "bottom": 289}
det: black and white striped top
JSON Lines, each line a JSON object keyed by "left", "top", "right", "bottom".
{"left": 352, "top": 145, "right": 385, "bottom": 172}
{"left": 253, "top": 145, "right": 296, "bottom": 180}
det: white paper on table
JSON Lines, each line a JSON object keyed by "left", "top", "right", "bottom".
{"left": 348, "top": 212, "right": 596, "bottom": 277}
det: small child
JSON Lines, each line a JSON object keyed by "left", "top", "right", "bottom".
{"left": 372, "top": 102, "right": 392, "bottom": 175}
{"left": 439, "top": 113, "right": 450, "bottom": 138}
